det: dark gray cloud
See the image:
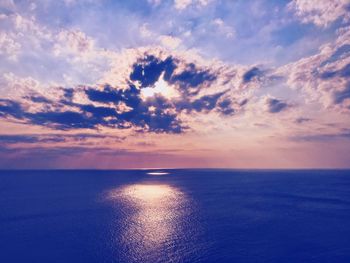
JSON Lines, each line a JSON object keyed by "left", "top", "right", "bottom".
{"left": 0, "top": 135, "right": 46, "bottom": 144}
{"left": 266, "top": 98, "right": 290, "bottom": 113}
{"left": 217, "top": 98, "right": 235, "bottom": 115}
{"left": 175, "top": 90, "right": 229, "bottom": 113}
{"left": 85, "top": 84, "right": 128, "bottom": 104}
{"left": 129, "top": 55, "right": 217, "bottom": 96}
{"left": 242, "top": 67, "right": 263, "bottom": 83}
{"left": 0, "top": 133, "right": 122, "bottom": 145}
{"left": 0, "top": 99, "right": 24, "bottom": 119}
{"left": 320, "top": 45, "right": 350, "bottom": 67}
{"left": 61, "top": 88, "right": 75, "bottom": 101}
{"left": 130, "top": 55, "right": 177, "bottom": 87}
{"left": 295, "top": 117, "right": 312, "bottom": 124}
{"left": 85, "top": 84, "right": 185, "bottom": 133}
{"left": 26, "top": 111, "right": 98, "bottom": 130}
{"left": 26, "top": 95, "right": 52, "bottom": 104}
{"left": 334, "top": 83, "right": 350, "bottom": 104}
{"left": 169, "top": 63, "right": 217, "bottom": 96}
{"left": 290, "top": 130, "right": 350, "bottom": 142}
{"left": 316, "top": 59, "right": 350, "bottom": 107}
{"left": 319, "top": 63, "right": 350, "bottom": 80}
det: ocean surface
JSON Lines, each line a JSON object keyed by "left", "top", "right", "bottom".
{"left": 0, "top": 169, "right": 350, "bottom": 263}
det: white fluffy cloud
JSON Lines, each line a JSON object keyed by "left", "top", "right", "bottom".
{"left": 288, "top": 0, "right": 350, "bottom": 27}
{"left": 276, "top": 25, "right": 350, "bottom": 110}
{"left": 139, "top": 23, "right": 182, "bottom": 50}
{"left": 0, "top": 13, "right": 115, "bottom": 86}
{"left": 53, "top": 30, "right": 95, "bottom": 57}
{"left": 211, "top": 18, "right": 235, "bottom": 39}
{"left": 0, "top": 31, "right": 21, "bottom": 60}
{"left": 174, "top": 0, "right": 211, "bottom": 10}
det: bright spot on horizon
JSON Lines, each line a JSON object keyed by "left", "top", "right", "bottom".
{"left": 141, "top": 73, "right": 180, "bottom": 100}
{"left": 147, "top": 171, "right": 169, "bottom": 176}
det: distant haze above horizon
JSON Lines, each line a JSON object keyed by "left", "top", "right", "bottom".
{"left": 0, "top": 0, "right": 350, "bottom": 169}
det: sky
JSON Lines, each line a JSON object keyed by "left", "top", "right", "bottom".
{"left": 0, "top": 0, "right": 350, "bottom": 169}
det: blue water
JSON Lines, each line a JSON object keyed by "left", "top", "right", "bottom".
{"left": 0, "top": 169, "right": 350, "bottom": 262}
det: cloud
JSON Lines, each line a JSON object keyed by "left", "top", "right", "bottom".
{"left": 0, "top": 72, "right": 42, "bottom": 99}
{"left": 25, "top": 95, "right": 52, "bottom": 104}
{"left": 0, "top": 145, "right": 129, "bottom": 169}
{"left": 175, "top": 90, "right": 229, "bottom": 113}
{"left": 0, "top": 133, "right": 122, "bottom": 145}
{"left": 0, "top": 31, "right": 21, "bottom": 60}
{"left": 1, "top": 1, "right": 350, "bottom": 169}
{"left": 158, "top": 35, "right": 182, "bottom": 49}
{"left": 290, "top": 130, "right": 350, "bottom": 142}
{"left": 0, "top": 0, "right": 15, "bottom": 10}
{"left": 53, "top": 29, "right": 95, "bottom": 57}
{"left": 84, "top": 83, "right": 184, "bottom": 133}
{"left": 295, "top": 117, "right": 312, "bottom": 124}
{"left": 139, "top": 24, "right": 182, "bottom": 50}
{"left": 0, "top": 99, "right": 24, "bottom": 119}
{"left": 334, "top": 83, "right": 350, "bottom": 105}
{"left": 0, "top": 49, "right": 249, "bottom": 134}
{"left": 0, "top": 134, "right": 46, "bottom": 144}
{"left": 174, "top": 0, "right": 192, "bottom": 10}
{"left": 101, "top": 45, "right": 257, "bottom": 96}
{"left": 320, "top": 44, "right": 350, "bottom": 66}
{"left": 26, "top": 110, "right": 98, "bottom": 130}
{"left": 319, "top": 63, "right": 350, "bottom": 79}
{"left": 130, "top": 55, "right": 177, "bottom": 88}
{"left": 0, "top": 13, "right": 113, "bottom": 86}
{"left": 211, "top": 18, "right": 235, "bottom": 39}
{"left": 288, "top": 0, "right": 350, "bottom": 27}
{"left": 276, "top": 25, "right": 350, "bottom": 111}
{"left": 174, "top": 0, "right": 211, "bottom": 10}
{"left": 169, "top": 63, "right": 217, "bottom": 96}
{"left": 85, "top": 85, "right": 125, "bottom": 103}
{"left": 242, "top": 67, "right": 263, "bottom": 83}
{"left": 265, "top": 97, "right": 291, "bottom": 113}
{"left": 0, "top": 143, "right": 197, "bottom": 169}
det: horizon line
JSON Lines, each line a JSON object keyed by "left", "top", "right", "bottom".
{"left": 0, "top": 168, "right": 350, "bottom": 171}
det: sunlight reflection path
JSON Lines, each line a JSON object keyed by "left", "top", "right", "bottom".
{"left": 106, "top": 183, "right": 188, "bottom": 261}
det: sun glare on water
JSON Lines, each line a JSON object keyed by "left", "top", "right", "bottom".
{"left": 106, "top": 183, "right": 187, "bottom": 259}
{"left": 121, "top": 184, "right": 177, "bottom": 202}
{"left": 146, "top": 171, "right": 169, "bottom": 176}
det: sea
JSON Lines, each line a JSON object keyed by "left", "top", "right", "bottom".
{"left": 0, "top": 169, "right": 349, "bottom": 263}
